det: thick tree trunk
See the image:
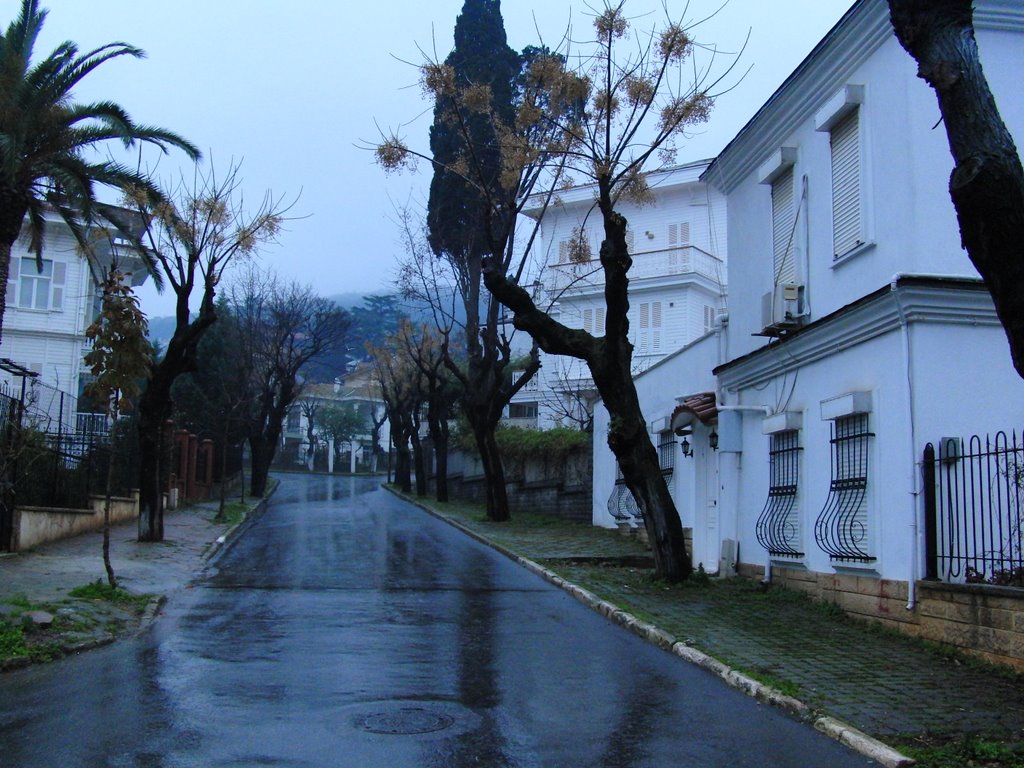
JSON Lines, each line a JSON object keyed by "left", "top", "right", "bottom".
{"left": 473, "top": 419, "right": 510, "bottom": 522}
{"left": 0, "top": 193, "right": 28, "bottom": 344}
{"left": 248, "top": 437, "right": 272, "bottom": 498}
{"left": 481, "top": 196, "right": 691, "bottom": 580}
{"left": 889, "top": 0, "right": 1024, "bottom": 378}
{"left": 136, "top": 386, "right": 169, "bottom": 542}
{"left": 594, "top": 357, "right": 691, "bottom": 582}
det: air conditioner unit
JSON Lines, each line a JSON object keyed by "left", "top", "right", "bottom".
{"left": 760, "top": 283, "right": 805, "bottom": 334}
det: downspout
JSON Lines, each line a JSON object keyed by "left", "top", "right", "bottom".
{"left": 891, "top": 274, "right": 919, "bottom": 610}
{"left": 713, "top": 313, "right": 775, "bottom": 579}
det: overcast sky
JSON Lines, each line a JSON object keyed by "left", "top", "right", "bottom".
{"left": 11, "top": 0, "right": 856, "bottom": 317}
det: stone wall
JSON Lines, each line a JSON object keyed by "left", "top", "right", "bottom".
{"left": 13, "top": 491, "right": 140, "bottom": 551}
{"left": 738, "top": 564, "right": 1024, "bottom": 672}
{"left": 441, "top": 445, "right": 592, "bottom": 523}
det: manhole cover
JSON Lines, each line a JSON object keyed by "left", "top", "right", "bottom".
{"left": 359, "top": 707, "right": 456, "bottom": 735}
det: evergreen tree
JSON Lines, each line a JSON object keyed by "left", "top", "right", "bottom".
{"left": 424, "top": 0, "right": 537, "bottom": 522}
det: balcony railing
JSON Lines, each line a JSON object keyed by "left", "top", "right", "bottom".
{"left": 545, "top": 245, "right": 723, "bottom": 293}
{"left": 511, "top": 370, "right": 539, "bottom": 393}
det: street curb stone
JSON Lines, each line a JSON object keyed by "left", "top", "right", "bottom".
{"left": 389, "top": 487, "right": 916, "bottom": 768}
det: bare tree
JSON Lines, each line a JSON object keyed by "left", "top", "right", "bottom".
{"left": 889, "top": 0, "right": 1024, "bottom": 378}
{"left": 129, "top": 161, "right": 288, "bottom": 541}
{"left": 369, "top": 323, "right": 429, "bottom": 495}
{"left": 231, "top": 270, "right": 349, "bottom": 497}
{"left": 378, "top": 2, "right": 731, "bottom": 580}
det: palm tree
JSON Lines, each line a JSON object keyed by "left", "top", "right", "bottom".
{"left": 0, "top": 0, "right": 200, "bottom": 341}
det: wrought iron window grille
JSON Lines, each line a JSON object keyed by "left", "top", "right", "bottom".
{"left": 814, "top": 413, "right": 876, "bottom": 562}
{"left": 658, "top": 431, "right": 675, "bottom": 475}
{"left": 756, "top": 430, "right": 804, "bottom": 557}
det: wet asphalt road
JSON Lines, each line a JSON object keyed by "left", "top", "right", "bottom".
{"left": 0, "top": 474, "right": 876, "bottom": 767}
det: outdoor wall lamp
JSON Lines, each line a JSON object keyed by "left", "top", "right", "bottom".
{"left": 709, "top": 429, "right": 719, "bottom": 451}
{"left": 679, "top": 435, "right": 693, "bottom": 458}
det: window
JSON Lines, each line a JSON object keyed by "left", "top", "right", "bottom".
{"left": 286, "top": 407, "right": 301, "bottom": 431}
{"left": 829, "top": 110, "right": 862, "bottom": 258}
{"left": 771, "top": 167, "right": 797, "bottom": 284}
{"left": 815, "top": 84, "right": 865, "bottom": 260}
{"left": 668, "top": 222, "right": 690, "bottom": 268}
{"left": 8, "top": 257, "right": 66, "bottom": 311}
{"left": 755, "top": 430, "right": 803, "bottom": 557}
{"left": 814, "top": 413, "right": 874, "bottom": 562}
{"left": 508, "top": 403, "right": 537, "bottom": 420}
{"left": 583, "top": 306, "right": 606, "bottom": 335}
{"left": 637, "top": 301, "right": 662, "bottom": 355}
{"left": 658, "top": 430, "right": 675, "bottom": 474}
{"left": 668, "top": 221, "right": 690, "bottom": 247}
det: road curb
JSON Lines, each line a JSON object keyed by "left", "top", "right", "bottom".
{"left": 388, "top": 487, "right": 915, "bottom": 768}
{"left": 202, "top": 480, "right": 279, "bottom": 563}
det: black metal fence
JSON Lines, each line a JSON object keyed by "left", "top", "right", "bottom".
{"left": 924, "top": 431, "right": 1024, "bottom": 586}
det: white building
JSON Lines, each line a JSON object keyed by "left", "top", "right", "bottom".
{"left": 508, "top": 160, "right": 727, "bottom": 429}
{"left": 1, "top": 210, "right": 149, "bottom": 432}
{"left": 592, "top": 0, "right": 1024, "bottom": 663}
{"left": 282, "top": 363, "right": 390, "bottom": 473}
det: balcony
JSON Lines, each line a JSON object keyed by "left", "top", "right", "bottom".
{"left": 511, "top": 370, "right": 539, "bottom": 394}
{"left": 545, "top": 245, "right": 723, "bottom": 294}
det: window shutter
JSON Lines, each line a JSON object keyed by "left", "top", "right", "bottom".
{"left": 625, "top": 230, "right": 634, "bottom": 252}
{"left": 651, "top": 301, "right": 662, "bottom": 352}
{"left": 6, "top": 257, "right": 19, "bottom": 308}
{"left": 668, "top": 222, "right": 689, "bottom": 246}
{"left": 596, "top": 307, "right": 605, "bottom": 334}
{"left": 52, "top": 261, "right": 66, "bottom": 310}
{"left": 639, "top": 302, "right": 650, "bottom": 329}
{"left": 831, "top": 109, "right": 861, "bottom": 258}
{"left": 583, "top": 308, "right": 593, "bottom": 333}
{"left": 558, "top": 240, "right": 569, "bottom": 263}
{"left": 771, "top": 167, "right": 796, "bottom": 284}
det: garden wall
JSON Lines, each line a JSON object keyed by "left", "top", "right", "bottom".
{"left": 738, "top": 563, "right": 1024, "bottom": 671}
{"left": 442, "top": 444, "right": 593, "bottom": 522}
{"left": 12, "top": 491, "right": 140, "bottom": 551}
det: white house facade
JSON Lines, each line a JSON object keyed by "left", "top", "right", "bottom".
{"left": 591, "top": 0, "right": 1024, "bottom": 665}
{"left": 1, "top": 212, "right": 149, "bottom": 432}
{"left": 508, "top": 160, "right": 727, "bottom": 430}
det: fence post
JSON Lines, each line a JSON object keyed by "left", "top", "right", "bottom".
{"left": 923, "top": 442, "right": 938, "bottom": 580}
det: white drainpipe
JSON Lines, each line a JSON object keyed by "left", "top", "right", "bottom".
{"left": 891, "top": 274, "right": 919, "bottom": 611}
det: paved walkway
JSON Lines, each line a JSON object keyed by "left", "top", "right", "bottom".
{"left": 1, "top": 501, "right": 236, "bottom": 603}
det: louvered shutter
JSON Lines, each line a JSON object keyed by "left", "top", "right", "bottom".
{"left": 830, "top": 110, "right": 861, "bottom": 258}
{"left": 52, "top": 261, "right": 66, "bottom": 310}
{"left": 651, "top": 301, "right": 662, "bottom": 352}
{"left": 771, "top": 168, "right": 796, "bottom": 284}
{"left": 595, "top": 307, "right": 605, "bottom": 335}
{"left": 6, "top": 257, "right": 18, "bottom": 308}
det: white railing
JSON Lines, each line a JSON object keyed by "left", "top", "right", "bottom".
{"left": 545, "top": 245, "right": 723, "bottom": 293}
{"left": 511, "top": 370, "right": 539, "bottom": 393}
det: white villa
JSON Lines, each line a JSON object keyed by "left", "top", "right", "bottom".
{"left": 588, "top": 0, "right": 1024, "bottom": 666}
{"left": 282, "top": 363, "right": 390, "bottom": 473}
{"left": 507, "top": 160, "right": 727, "bottom": 430}
{"left": 1, "top": 209, "right": 150, "bottom": 432}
